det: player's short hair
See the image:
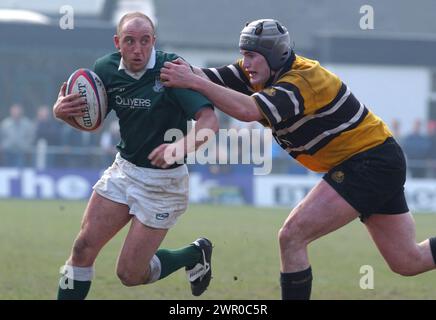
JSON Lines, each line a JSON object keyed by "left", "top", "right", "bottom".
{"left": 117, "top": 12, "right": 155, "bottom": 36}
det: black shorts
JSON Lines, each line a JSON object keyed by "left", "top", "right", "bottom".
{"left": 323, "top": 137, "right": 409, "bottom": 222}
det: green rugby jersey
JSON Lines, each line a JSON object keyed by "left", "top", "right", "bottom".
{"left": 93, "top": 51, "right": 213, "bottom": 168}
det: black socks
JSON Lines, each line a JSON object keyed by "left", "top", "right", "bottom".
{"left": 429, "top": 237, "right": 436, "bottom": 265}
{"left": 280, "top": 266, "right": 313, "bottom": 300}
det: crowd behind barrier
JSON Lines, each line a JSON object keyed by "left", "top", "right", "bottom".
{"left": 1, "top": 103, "right": 436, "bottom": 178}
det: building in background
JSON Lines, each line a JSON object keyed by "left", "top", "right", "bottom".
{"left": 154, "top": 0, "right": 436, "bottom": 135}
{"left": 2, "top": 0, "right": 436, "bottom": 133}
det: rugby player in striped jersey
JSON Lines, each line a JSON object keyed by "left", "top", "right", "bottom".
{"left": 161, "top": 19, "right": 436, "bottom": 300}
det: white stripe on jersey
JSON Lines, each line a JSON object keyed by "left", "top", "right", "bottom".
{"left": 209, "top": 68, "right": 226, "bottom": 85}
{"left": 228, "top": 64, "right": 243, "bottom": 82}
{"left": 285, "top": 101, "right": 365, "bottom": 153}
{"left": 227, "top": 65, "right": 255, "bottom": 93}
{"left": 277, "top": 88, "right": 351, "bottom": 136}
{"left": 273, "top": 86, "right": 300, "bottom": 116}
{"left": 253, "top": 93, "right": 282, "bottom": 123}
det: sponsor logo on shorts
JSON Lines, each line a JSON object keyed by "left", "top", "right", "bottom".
{"left": 156, "top": 212, "right": 169, "bottom": 220}
{"left": 331, "top": 170, "right": 345, "bottom": 183}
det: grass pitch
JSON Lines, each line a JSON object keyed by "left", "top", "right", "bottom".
{"left": 0, "top": 200, "right": 435, "bottom": 300}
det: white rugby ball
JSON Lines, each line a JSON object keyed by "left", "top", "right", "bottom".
{"left": 66, "top": 68, "right": 107, "bottom": 131}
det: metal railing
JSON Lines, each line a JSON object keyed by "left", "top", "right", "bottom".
{"left": 2, "top": 139, "right": 436, "bottom": 178}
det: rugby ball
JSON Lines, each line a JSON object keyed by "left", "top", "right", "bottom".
{"left": 66, "top": 68, "right": 107, "bottom": 131}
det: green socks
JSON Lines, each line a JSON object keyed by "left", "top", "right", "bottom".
{"left": 57, "top": 244, "right": 202, "bottom": 298}
{"left": 57, "top": 280, "right": 91, "bottom": 300}
{"left": 155, "top": 244, "right": 201, "bottom": 280}
{"left": 57, "top": 265, "right": 94, "bottom": 300}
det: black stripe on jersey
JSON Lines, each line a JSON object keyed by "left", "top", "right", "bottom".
{"left": 253, "top": 97, "right": 278, "bottom": 127}
{"left": 202, "top": 64, "right": 253, "bottom": 95}
{"left": 274, "top": 82, "right": 348, "bottom": 135}
{"left": 293, "top": 90, "right": 361, "bottom": 145}
{"left": 287, "top": 100, "right": 368, "bottom": 157}
{"left": 220, "top": 64, "right": 253, "bottom": 94}
{"left": 281, "top": 91, "right": 362, "bottom": 147}
{"left": 274, "top": 91, "right": 367, "bottom": 155}
{"left": 253, "top": 82, "right": 305, "bottom": 126}
{"left": 203, "top": 68, "right": 224, "bottom": 85}
{"left": 279, "top": 82, "right": 305, "bottom": 116}
{"left": 272, "top": 133, "right": 291, "bottom": 151}
{"left": 273, "top": 83, "right": 347, "bottom": 133}
{"left": 273, "top": 113, "right": 305, "bottom": 133}
{"left": 289, "top": 107, "right": 368, "bottom": 158}
{"left": 315, "top": 83, "right": 347, "bottom": 115}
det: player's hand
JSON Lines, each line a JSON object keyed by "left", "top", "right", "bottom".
{"left": 160, "top": 58, "right": 196, "bottom": 89}
{"left": 53, "top": 82, "right": 87, "bottom": 121}
{"left": 148, "top": 143, "right": 184, "bottom": 169}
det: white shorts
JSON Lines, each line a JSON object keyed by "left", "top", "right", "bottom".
{"left": 93, "top": 153, "right": 189, "bottom": 229}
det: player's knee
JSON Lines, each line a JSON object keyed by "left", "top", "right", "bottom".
{"left": 386, "top": 249, "right": 423, "bottom": 276}
{"left": 116, "top": 268, "right": 144, "bottom": 287}
{"left": 278, "top": 225, "right": 291, "bottom": 245}
{"left": 278, "top": 220, "right": 305, "bottom": 249}
{"left": 389, "top": 263, "right": 419, "bottom": 277}
{"left": 390, "top": 266, "right": 417, "bottom": 277}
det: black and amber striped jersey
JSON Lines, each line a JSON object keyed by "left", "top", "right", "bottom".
{"left": 202, "top": 54, "right": 392, "bottom": 172}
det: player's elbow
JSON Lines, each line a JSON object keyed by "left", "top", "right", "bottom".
{"left": 209, "top": 115, "right": 219, "bottom": 133}
{"left": 196, "top": 107, "right": 219, "bottom": 133}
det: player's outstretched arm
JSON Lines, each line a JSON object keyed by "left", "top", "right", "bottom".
{"left": 161, "top": 59, "right": 263, "bottom": 122}
{"left": 52, "top": 82, "right": 86, "bottom": 130}
{"left": 191, "top": 65, "right": 208, "bottom": 79}
{"left": 148, "top": 107, "right": 218, "bottom": 169}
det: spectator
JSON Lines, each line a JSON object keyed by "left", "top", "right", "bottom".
{"left": 402, "top": 119, "right": 431, "bottom": 177}
{"left": 271, "top": 139, "right": 292, "bottom": 173}
{"left": 35, "top": 105, "right": 62, "bottom": 167}
{"left": 0, "top": 104, "right": 34, "bottom": 167}
{"left": 59, "top": 125, "right": 100, "bottom": 168}
{"left": 100, "top": 120, "right": 120, "bottom": 168}
{"left": 426, "top": 120, "right": 436, "bottom": 177}
{"left": 390, "top": 119, "right": 402, "bottom": 144}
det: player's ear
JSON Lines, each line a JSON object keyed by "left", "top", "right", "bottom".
{"left": 113, "top": 34, "right": 120, "bottom": 51}
{"left": 148, "top": 34, "right": 156, "bottom": 49}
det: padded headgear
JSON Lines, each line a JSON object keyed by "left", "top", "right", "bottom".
{"left": 239, "top": 19, "right": 291, "bottom": 71}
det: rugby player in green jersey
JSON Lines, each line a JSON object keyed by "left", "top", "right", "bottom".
{"left": 53, "top": 12, "right": 218, "bottom": 299}
{"left": 161, "top": 19, "right": 436, "bottom": 300}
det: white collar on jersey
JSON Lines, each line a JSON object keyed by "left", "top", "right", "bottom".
{"left": 118, "top": 47, "right": 156, "bottom": 80}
